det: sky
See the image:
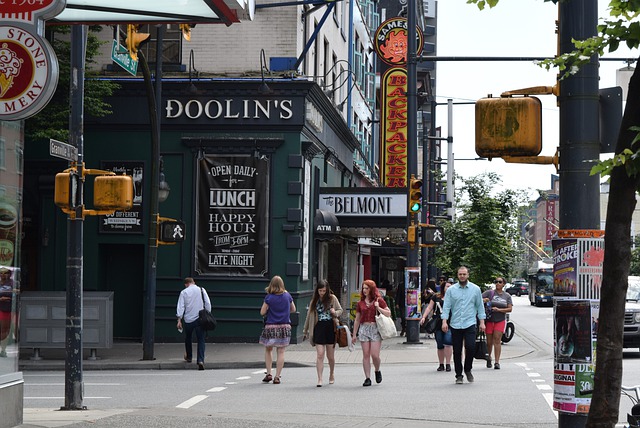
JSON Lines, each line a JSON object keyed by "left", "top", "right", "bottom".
{"left": 435, "top": 0, "right": 636, "bottom": 199}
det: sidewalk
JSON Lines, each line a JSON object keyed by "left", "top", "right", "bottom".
{"left": 18, "top": 331, "right": 538, "bottom": 371}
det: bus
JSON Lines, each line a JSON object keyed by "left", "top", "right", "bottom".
{"left": 528, "top": 259, "right": 554, "bottom": 306}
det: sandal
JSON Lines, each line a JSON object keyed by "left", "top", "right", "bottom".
{"left": 262, "top": 374, "right": 273, "bottom": 383}
{"left": 273, "top": 376, "right": 281, "bottom": 384}
{"left": 329, "top": 374, "right": 335, "bottom": 384}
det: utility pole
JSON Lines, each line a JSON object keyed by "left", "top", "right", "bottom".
{"left": 405, "top": 0, "right": 420, "bottom": 343}
{"left": 63, "top": 24, "right": 87, "bottom": 411}
{"left": 142, "top": 25, "right": 164, "bottom": 361}
{"left": 557, "top": 1, "right": 600, "bottom": 427}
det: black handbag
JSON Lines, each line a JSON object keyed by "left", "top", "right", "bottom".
{"left": 424, "top": 316, "right": 439, "bottom": 334}
{"left": 198, "top": 287, "right": 217, "bottom": 331}
{"left": 474, "top": 332, "right": 489, "bottom": 360}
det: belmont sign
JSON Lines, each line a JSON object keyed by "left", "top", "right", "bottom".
{"left": 0, "top": 0, "right": 64, "bottom": 121}
{"left": 318, "top": 192, "right": 407, "bottom": 217}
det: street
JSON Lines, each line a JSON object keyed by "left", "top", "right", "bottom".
{"left": 18, "top": 297, "right": 640, "bottom": 428}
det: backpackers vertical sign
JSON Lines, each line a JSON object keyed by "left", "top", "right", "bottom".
{"left": 0, "top": 0, "right": 64, "bottom": 120}
{"left": 195, "top": 154, "right": 269, "bottom": 276}
{"left": 374, "top": 17, "right": 423, "bottom": 187}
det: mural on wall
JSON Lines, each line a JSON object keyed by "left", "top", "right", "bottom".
{"left": 195, "top": 154, "right": 269, "bottom": 276}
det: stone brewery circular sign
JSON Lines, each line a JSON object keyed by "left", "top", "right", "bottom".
{"left": 0, "top": 0, "right": 65, "bottom": 121}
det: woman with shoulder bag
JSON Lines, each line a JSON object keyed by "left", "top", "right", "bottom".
{"left": 351, "top": 279, "right": 391, "bottom": 386}
{"left": 420, "top": 279, "right": 453, "bottom": 372}
{"left": 482, "top": 277, "right": 513, "bottom": 370}
{"left": 302, "top": 280, "right": 343, "bottom": 387}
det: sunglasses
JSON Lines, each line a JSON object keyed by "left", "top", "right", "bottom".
{"left": 494, "top": 280, "right": 503, "bottom": 284}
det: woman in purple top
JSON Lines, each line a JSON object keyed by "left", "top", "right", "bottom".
{"left": 259, "top": 275, "right": 296, "bottom": 384}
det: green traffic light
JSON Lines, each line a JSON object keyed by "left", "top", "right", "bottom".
{"left": 410, "top": 202, "right": 421, "bottom": 212}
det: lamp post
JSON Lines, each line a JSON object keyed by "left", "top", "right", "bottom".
{"left": 141, "top": 24, "right": 165, "bottom": 361}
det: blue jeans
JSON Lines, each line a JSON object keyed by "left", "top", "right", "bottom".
{"left": 184, "top": 319, "right": 205, "bottom": 364}
{"left": 451, "top": 325, "right": 477, "bottom": 377}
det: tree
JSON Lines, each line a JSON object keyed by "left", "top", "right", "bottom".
{"left": 25, "top": 26, "right": 119, "bottom": 142}
{"left": 467, "top": 0, "right": 640, "bottom": 426}
{"left": 435, "top": 172, "right": 525, "bottom": 286}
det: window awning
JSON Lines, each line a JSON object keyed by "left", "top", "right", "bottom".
{"left": 51, "top": 0, "right": 255, "bottom": 25}
{"left": 315, "top": 209, "right": 340, "bottom": 236}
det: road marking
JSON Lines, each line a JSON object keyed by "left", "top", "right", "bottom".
{"left": 537, "top": 384, "right": 553, "bottom": 390}
{"left": 252, "top": 370, "right": 265, "bottom": 375}
{"left": 25, "top": 396, "right": 111, "bottom": 399}
{"left": 527, "top": 372, "right": 541, "bottom": 377}
{"left": 176, "top": 395, "right": 208, "bottom": 409}
{"left": 225, "top": 382, "right": 238, "bottom": 385}
{"left": 206, "top": 387, "right": 226, "bottom": 393}
{"left": 26, "top": 383, "right": 123, "bottom": 386}
{"left": 235, "top": 376, "right": 251, "bottom": 380}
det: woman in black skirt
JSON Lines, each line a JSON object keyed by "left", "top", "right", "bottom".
{"left": 303, "top": 280, "right": 343, "bottom": 387}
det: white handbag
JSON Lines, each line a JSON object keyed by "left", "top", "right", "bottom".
{"left": 375, "top": 311, "right": 398, "bottom": 339}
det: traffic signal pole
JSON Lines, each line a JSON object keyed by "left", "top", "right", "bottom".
{"left": 557, "top": 1, "right": 600, "bottom": 427}
{"left": 63, "top": 24, "right": 87, "bottom": 411}
{"left": 404, "top": 0, "right": 421, "bottom": 344}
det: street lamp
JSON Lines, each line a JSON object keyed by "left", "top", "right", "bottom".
{"left": 158, "top": 157, "right": 170, "bottom": 203}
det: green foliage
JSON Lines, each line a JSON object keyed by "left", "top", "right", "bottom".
{"left": 25, "top": 26, "right": 119, "bottom": 142}
{"left": 434, "top": 173, "right": 526, "bottom": 286}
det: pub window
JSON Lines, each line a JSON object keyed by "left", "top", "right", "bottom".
{"left": 138, "top": 24, "right": 183, "bottom": 69}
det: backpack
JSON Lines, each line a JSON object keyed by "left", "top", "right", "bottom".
{"left": 484, "top": 290, "right": 495, "bottom": 321}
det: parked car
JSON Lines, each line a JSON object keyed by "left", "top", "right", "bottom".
{"left": 506, "top": 281, "right": 529, "bottom": 297}
{"left": 624, "top": 276, "right": 640, "bottom": 351}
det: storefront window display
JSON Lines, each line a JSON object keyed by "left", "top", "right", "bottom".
{"left": 0, "top": 120, "right": 22, "bottom": 377}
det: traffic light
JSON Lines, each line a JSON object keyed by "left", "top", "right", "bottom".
{"left": 93, "top": 175, "right": 134, "bottom": 211}
{"left": 54, "top": 172, "right": 73, "bottom": 209}
{"left": 125, "top": 24, "right": 150, "bottom": 62}
{"left": 475, "top": 96, "right": 542, "bottom": 159}
{"left": 159, "top": 219, "right": 186, "bottom": 243}
{"left": 408, "top": 175, "right": 423, "bottom": 213}
{"left": 407, "top": 224, "right": 417, "bottom": 245}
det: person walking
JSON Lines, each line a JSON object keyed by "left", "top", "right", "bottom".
{"left": 420, "top": 280, "right": 453, "bottom": 372}
{"left": 176, "top": 277, "right": 211, "bottom": 371}
{"left": 395, "top": 279, "right": 407, "bottom": 336}
{"left": 259, "top": 275, "right": 296, "bottom": 384}
{"left": 302, "top": 279, "right": 343, "bottom": 387}
{"left": 483, "top": 277, "right": 513, "bottom": 369}
{"left": 351, "top": 279, "right": 391, "bottom": 386}
{"left": 441, "top": 266, "right": 486, "bottom": 384}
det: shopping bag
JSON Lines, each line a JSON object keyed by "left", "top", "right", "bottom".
{"left": 474, "top": 332, "right": 489, "bottom": 360}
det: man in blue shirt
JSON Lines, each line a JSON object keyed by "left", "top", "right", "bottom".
{"left": 441, "top": 266, "right": 486, "bottom": 384}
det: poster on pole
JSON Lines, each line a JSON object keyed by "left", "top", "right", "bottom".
{"left": 404, "top": 267, "right": 421, "bottom": 319}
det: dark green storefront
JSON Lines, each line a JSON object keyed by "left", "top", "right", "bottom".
{"left": 23, "top": 79, "right": 358, "bottom": 343}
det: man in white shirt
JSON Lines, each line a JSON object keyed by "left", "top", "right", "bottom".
{"left": 176, "top": 277, "right": 211, "bottom": 370}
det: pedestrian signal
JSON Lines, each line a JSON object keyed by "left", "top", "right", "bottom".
{"left": 159, "top": 219, "right": 186, "bottom": 243}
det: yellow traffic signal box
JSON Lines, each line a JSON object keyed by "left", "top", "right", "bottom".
{"left": 475, "top": 96, "right": 542, "bottom": 159}
{"left": 94, "top": 175, "right": 134, "bottom": 211}
{"left": 125, "top": 24, "right": 150, "bottom": 62}
{"left": 54, "top": 172, "right": 72, "bottom": 209}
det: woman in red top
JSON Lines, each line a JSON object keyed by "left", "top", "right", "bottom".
{"left": 351, "top": 279, "right": 391, "bottom": 386}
